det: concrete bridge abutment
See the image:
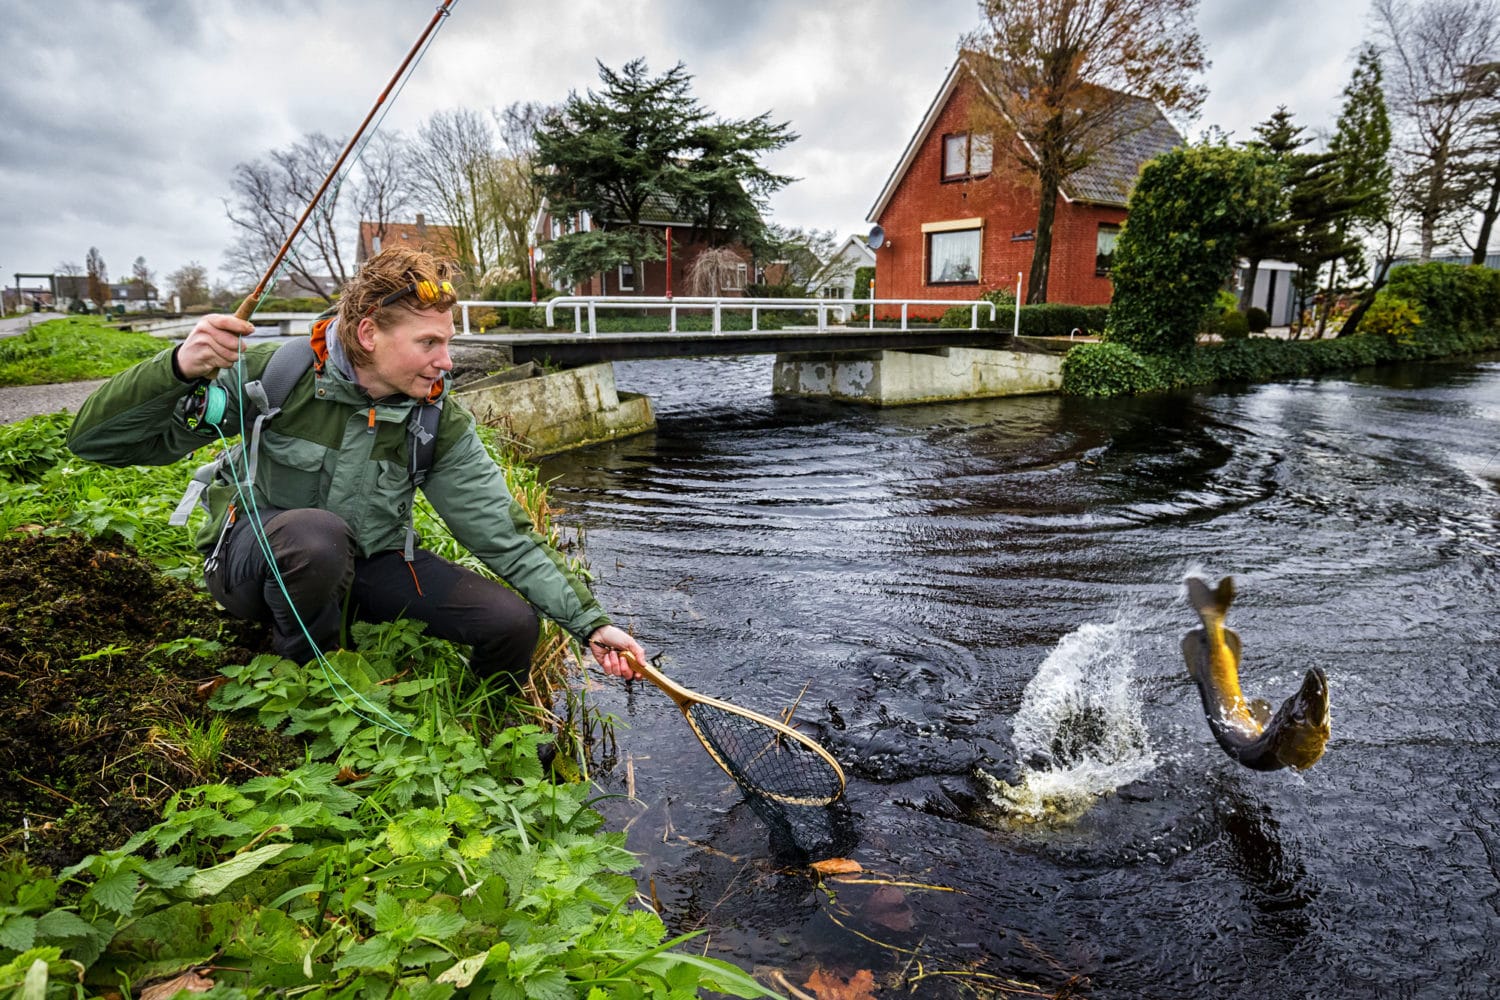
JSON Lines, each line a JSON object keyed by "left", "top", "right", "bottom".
{"left": 771, "top": 337, "right": 1074, "bottom": 406}
{"left": 455, "top": 361, "right": 654, "bottom": 456}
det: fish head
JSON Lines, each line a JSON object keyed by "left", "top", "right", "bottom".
{"left": 1268, "top": 666, "right": 1331, "bottom": 770}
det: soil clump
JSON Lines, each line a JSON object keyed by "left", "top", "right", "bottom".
{"left": 0, "top": 531, "right": 300, "bottom": 871}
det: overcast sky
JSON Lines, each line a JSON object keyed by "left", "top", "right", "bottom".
{"left": 0, "top": 0, "right": 1379, "bottom": 291}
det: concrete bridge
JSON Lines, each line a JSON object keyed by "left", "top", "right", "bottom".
{"left": 450, "top": 295, "right": 1079, "bottom": 455}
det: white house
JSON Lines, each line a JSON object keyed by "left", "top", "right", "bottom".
{"left": 1235, "top": 259, "right": 1300, "bottom": 327}
{"left": 808, "top": 235, "right": 877, "bottom": 300}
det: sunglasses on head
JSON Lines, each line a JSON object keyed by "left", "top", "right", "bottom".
{"left": 370, "top": 279, "right": 455, "bottom": 314}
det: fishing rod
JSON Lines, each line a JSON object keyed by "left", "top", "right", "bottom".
{"left": 233, "top": 0, "right": 457, "bottom": 322}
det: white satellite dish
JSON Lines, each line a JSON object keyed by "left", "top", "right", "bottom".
{"left": 867, "top": 224, "right": 885, "bottom": 250}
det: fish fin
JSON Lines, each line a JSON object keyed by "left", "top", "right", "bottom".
{"left": 1249, "top": 698, "right": 1272, "bottom": 727}
{"left": 1186, "top": 575, "right": 1236, "bottom": 618}
{"left": 1181, "top": 628, "right": 1209, "bottom": 680}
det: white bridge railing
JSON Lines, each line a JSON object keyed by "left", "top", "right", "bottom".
{"left": 456, "top": 296, "right": 999, "bottom": 337}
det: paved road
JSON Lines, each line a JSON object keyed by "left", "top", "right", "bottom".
{"left": 0, "top": 313, "right": 44, "bottom": 338}
{"left": 0, "top": 379, "right": 106, "bottom": 424}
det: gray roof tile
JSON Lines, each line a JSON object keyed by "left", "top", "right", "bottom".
{"left": 1060, "top": 95, "right": 1183, "bottom": 207}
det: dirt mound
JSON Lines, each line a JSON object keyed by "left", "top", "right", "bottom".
{"left": 0, "top": 532, "right": 299, "bottom": 870}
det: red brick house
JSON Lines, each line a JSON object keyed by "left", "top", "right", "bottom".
{"left": 532, "top": 194, "right": 753, "bottom": 297}
{"left": 867, "top": 54, "right": 1182, "bottom": 317}
{"left": 357, "top": 214, "right": 462, "bottom": 265}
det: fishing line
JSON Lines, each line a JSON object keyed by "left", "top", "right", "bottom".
{"left": 196, "top": 1, "right": 459, "bottom": 736}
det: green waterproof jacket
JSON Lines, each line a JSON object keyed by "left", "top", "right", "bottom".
{"left": 67, "top": 340, "right": 611, "bottom": 642}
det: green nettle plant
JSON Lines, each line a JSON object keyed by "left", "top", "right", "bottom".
{"left": 0, "top": 408, "right": 774, "bottom": 998}
{"left": 1, "top": 639, "right": 769, "bottom": 998}
{"left": 1106, "top": 142, "right": 1283, "bottom": 355}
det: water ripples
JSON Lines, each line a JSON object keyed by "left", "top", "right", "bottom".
{"left": 543, "top": 353, "right": 1500, "bottom": 999}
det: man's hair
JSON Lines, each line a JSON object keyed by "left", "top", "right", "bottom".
{"left": 337, "top": 245, "right": 461, "bottom": 368}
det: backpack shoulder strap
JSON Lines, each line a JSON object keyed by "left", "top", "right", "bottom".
{"left": 172, "top": 338, "right": 317, "bottom": 528}
{"left": 401, "top": 398, "right": 444, "bottom": 563}
{"left": 252, "top": 337, "right": 317, "bottom": 414}
{"left": 407, "top": 399, "right": 443, "bottom": 488}
{"left": 238, "top": 336, "right": 316, "bottom": 486}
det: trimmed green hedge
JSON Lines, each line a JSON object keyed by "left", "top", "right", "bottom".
{"left": 1065, "top": 261, "right": 1500, "bottom": 397}
{"left": 1062, "top": 322, "right": 1500, "bottom": 397}
{"left": 1385, "top": 260, "right": 1500, "bottom": 335}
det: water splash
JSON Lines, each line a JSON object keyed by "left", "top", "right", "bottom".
{"left": 978, "top": 619, "right": 1157, "bottom": 823}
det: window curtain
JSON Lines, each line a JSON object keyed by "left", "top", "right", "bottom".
{"left": 929, "top": 229, "right": 981, "bottom": 282}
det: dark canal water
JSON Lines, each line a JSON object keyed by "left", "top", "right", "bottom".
{"left": 539, "top": 353, "right": 1500, "bottom": 1000}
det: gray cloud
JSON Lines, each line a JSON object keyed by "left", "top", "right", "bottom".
{"left": 1, "top": 0, "right": 1371, "bottom": 288}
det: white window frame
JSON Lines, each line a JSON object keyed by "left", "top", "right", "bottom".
{"left": 722, "top": 262, "right": 748, "bottom": 291}
{"left": 1096, "top": 223, "right": 1121, "bottom": 276}
{"left": 942, "top": 132, "right": 992, "bottom": 180}
{"left": 617, "top": 262, "right": 636, "bottom": 291}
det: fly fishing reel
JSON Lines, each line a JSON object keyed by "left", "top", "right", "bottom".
{"left": 184, "top": 380, "right": 228, "bottom": 429}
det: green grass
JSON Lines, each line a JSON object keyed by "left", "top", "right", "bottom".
{"left": 0, "top": 316, "right": 167, "bottom": 386}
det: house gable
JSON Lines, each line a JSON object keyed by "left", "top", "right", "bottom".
{"left": 867, "top": 54, "right": 1182, "bottom": 310}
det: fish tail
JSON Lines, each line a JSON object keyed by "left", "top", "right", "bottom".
{"left": 1186, "top": 575, "right": 1235, "bottom": 625}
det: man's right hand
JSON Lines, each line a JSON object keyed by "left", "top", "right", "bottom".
{"left": 176, "top": 314, "right": 255, "bottom": 381}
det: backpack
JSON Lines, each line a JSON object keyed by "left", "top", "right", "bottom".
{"left": 169, "top": 336, "right": 443, "bottom": 547}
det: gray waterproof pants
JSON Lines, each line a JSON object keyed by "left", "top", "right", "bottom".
{"left": 204, "top": 508, "right": 540, "bottom": 684}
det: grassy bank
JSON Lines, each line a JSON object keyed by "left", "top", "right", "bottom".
{"left": 0, "top": 317, "right": 167, "bottom": 386}
{"left": 0, "top": 412, "right": 769, "bottom": 998}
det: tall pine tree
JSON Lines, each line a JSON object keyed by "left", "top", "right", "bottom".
{"left": 1328, "top": 46, "right": 1396, "bottom": 336}
{"left": 535, "top": 59, "right": 794, "bottom": 289}
{"left": 1236, "top": 108, "right": 1365, "bottom": 335}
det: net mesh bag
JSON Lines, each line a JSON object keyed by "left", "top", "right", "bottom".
{"left": 683, "top": 701, "right": 845, "bottom": 807}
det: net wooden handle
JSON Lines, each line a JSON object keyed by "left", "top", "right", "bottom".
{"left": 620, "top": 649, "right": 695, "bottom": 708}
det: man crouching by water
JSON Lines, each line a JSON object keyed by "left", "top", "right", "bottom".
{"left": 67, "top": 245, "right": 646, "bottom": 688}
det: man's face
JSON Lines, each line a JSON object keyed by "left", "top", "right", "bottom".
{"left": 356, "top": 307, "right": 455, "bottom": 400}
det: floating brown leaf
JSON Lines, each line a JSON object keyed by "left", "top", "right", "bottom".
{"left": 809, "top": 858, "right": 863, "bottom": 876}
{"left": 803, "top": 967, "right": 878, "bottom": 1000}
{"left": 864, "top": 884, "right": 915, "bottom": 932}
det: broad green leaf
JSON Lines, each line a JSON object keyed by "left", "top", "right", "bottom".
{"left": 411, "top": 912, "right": 467, "bottom": 941}
{"left": 333, "top": 934, "right": 402, "bottom": 973}
{"left": 34, "top": 910, "right": 99, "bottom": 941}
{"left": 0, "top": 915, "right": 37, "bottom": 951}
{"left": 85, "top": 868, "right": 141, "bottom": 917}
{"left": 520, "top": 968, "right": 571, "bottom": 1000}
{"left": 179, "top": 844, "right": 294, "bottom": 899}
{"left": 400, "top": 979, "right": 456, "bottom": 1000}
{"left": 374, "top": 893, "right": 407, "bottom": 934}
{"left": 457, "top": 833, "right": 495, "bottom": 861}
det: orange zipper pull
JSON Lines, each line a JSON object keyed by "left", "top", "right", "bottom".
{"left": 367, "top": 407, "right": 377, "bottom": 433}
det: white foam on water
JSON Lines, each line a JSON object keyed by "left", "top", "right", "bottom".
{"left": 983, "top": 617, "right": 1158, "bottom": 822}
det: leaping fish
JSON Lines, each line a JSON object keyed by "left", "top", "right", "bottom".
{"left": 1181, "top": 576, "right": 1330, "bottom": 771}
